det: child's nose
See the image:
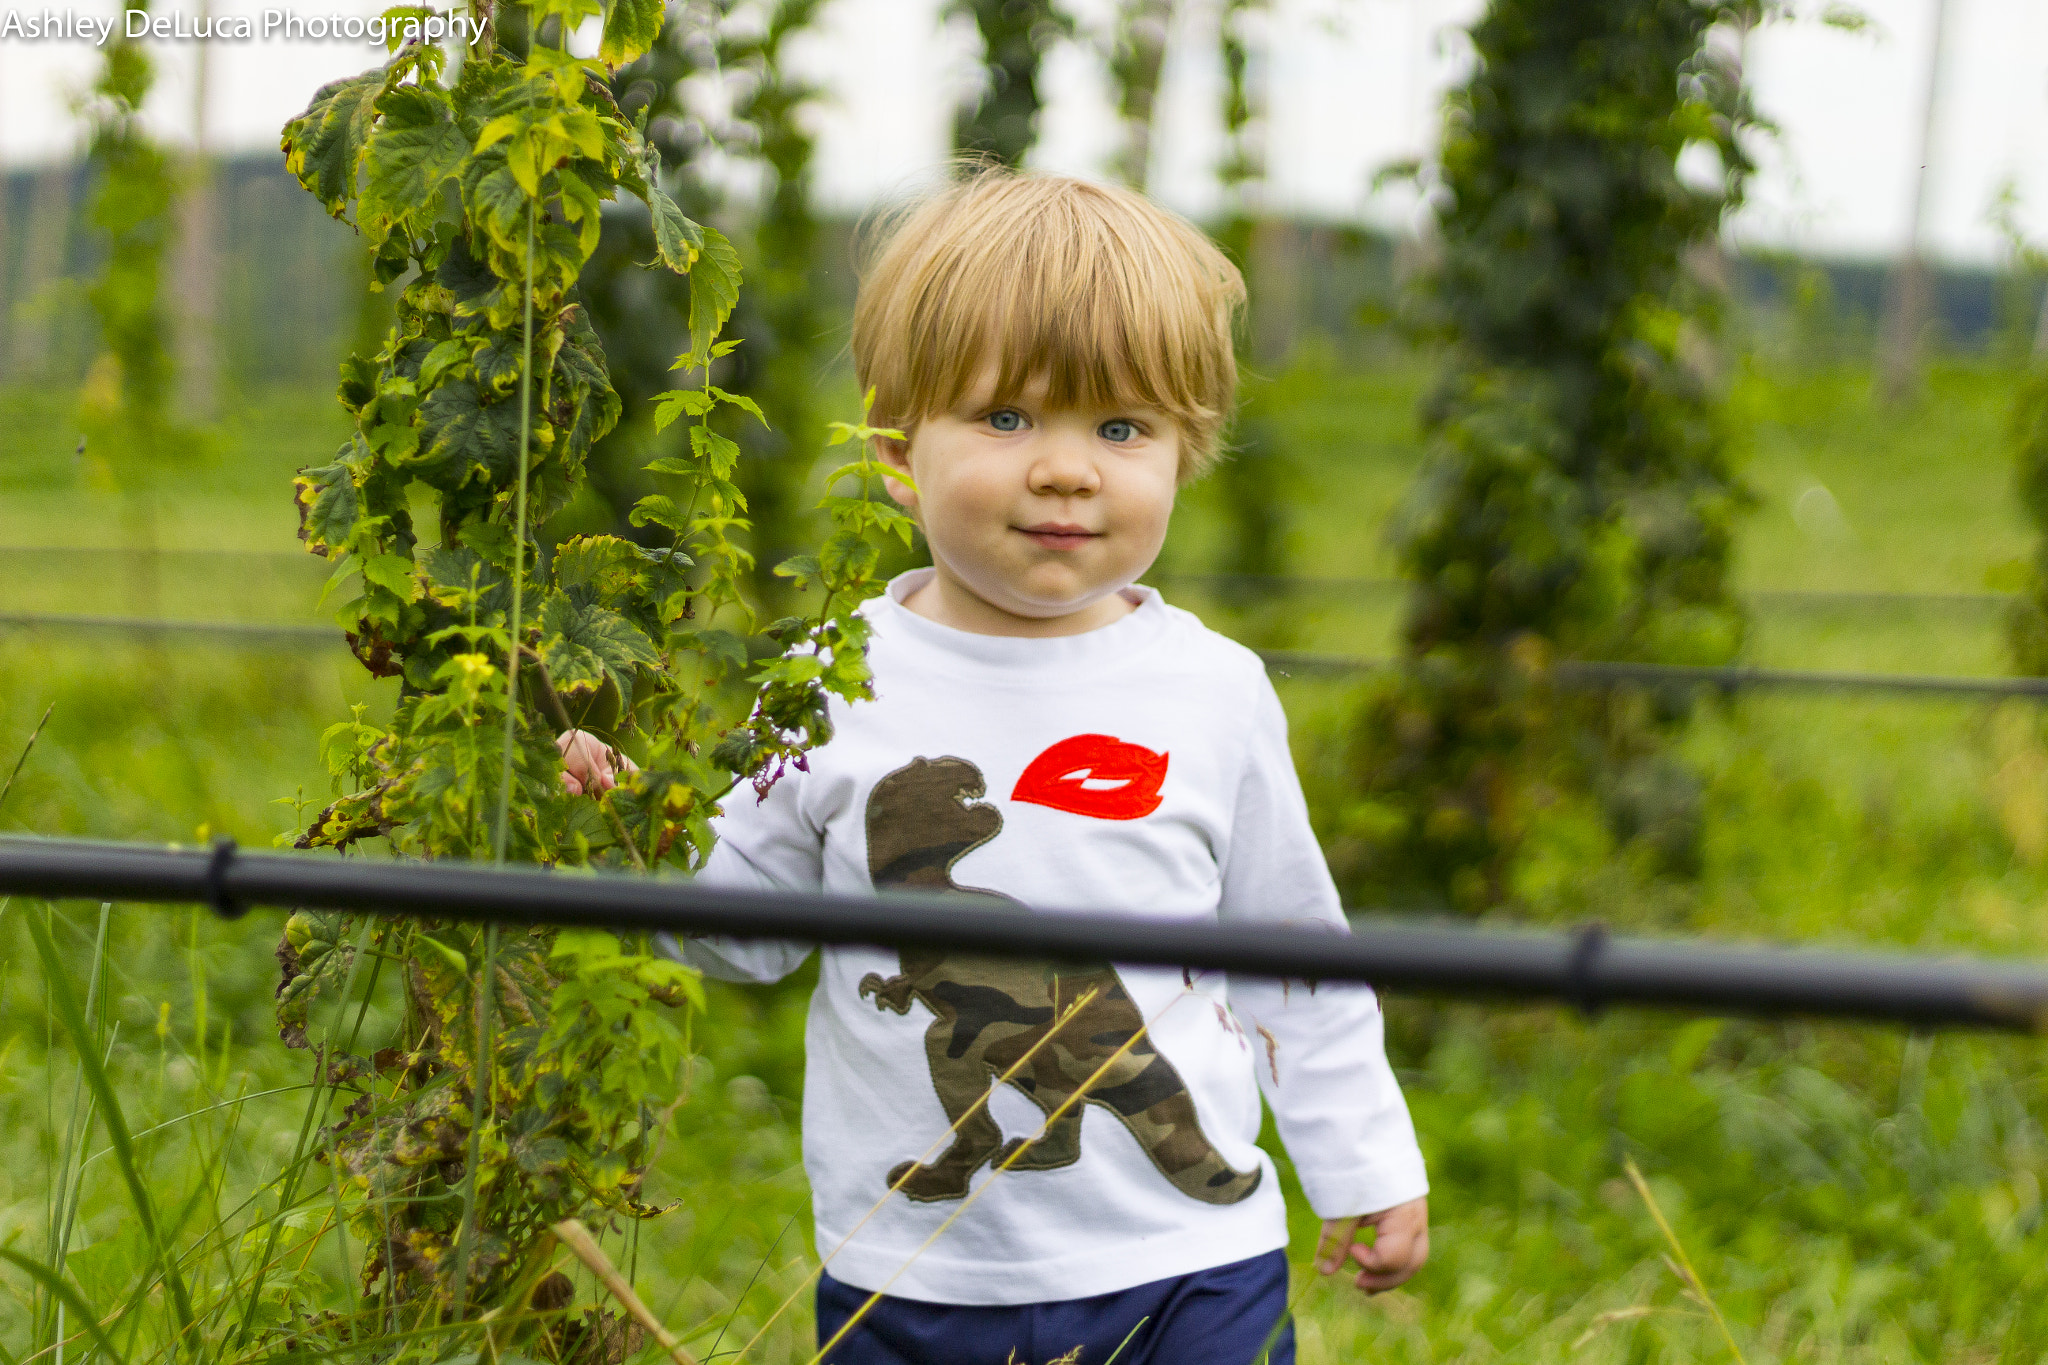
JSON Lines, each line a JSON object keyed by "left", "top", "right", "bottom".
{"left": 1027, "top": 433, "right": 1102, "bottom": 497}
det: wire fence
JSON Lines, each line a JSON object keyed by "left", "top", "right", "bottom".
{"left": 8, "top": 608, "right": 2046, "bottom": 701}
{"left": 0, "top": 547, "right": 2017, "bottom": 611}
{"left": 3, "top": 834, "right": 2046, "bottom": 1033}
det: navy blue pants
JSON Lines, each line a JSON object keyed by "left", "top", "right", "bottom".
{"left": 815, "top": 1249, "right": 1296, "bottom": 1365}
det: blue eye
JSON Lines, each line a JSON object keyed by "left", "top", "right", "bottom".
{"left": 1100, "top": 419, "right": 1136, "bottom": 443}
{"left": 989, "top": 409, "right": 1023, "bottom": 432}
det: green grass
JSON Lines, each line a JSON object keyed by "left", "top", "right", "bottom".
{"left": 6, "top": 350, "right": 2048, "bottom": 1363}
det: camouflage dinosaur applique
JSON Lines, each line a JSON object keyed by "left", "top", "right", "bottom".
{"left": 858, "top": 755, "right": 1261, "bottom": 1206}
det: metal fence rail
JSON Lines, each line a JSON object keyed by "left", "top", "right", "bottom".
{"left": 3, "top": 835, "right": 2046, "bottom": 1033}
{"left": 1259, "top": 651, "right": 2048, "bottom": 699}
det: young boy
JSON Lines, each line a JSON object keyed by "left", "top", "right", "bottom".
{"left": 566, "top": 170, "right": 1428, "bottom": 1363}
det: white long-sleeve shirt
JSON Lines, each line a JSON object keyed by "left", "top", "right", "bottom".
{"left": 666, "top": 568, "right": 1427, "bottom": 1305}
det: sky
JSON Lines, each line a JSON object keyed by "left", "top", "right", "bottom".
{"left": 0, "top": 0, "right": 2044, "bottom": 265}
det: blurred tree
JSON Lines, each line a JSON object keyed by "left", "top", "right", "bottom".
{"left": 950, "top": 0, "right": 1072, "bottom": 166}
{"left": 76, "top": 8, "right": 201, "bottom": 624}
{"left": 2000, "top": 219, "right": 2048, "bottom": 678}
{"left": 1878, "top": 0, "right": 1952, "bottom": 404}
{"left": 587, "top": 0, "right": 832, "bottom": 614}
{"left": 1212, "top": 0, "right": 1290, "bottom": 605}
{"left": 1105, "top": 0, "right": 1176, "bottom": 190}
{"left": 1331, "top": 0, "right": 1760, "bottom": 913}
{"left": 719, "top": 0, "right": 831, "bottom": 612}
{"left": 78, "top": 25, "right": 192, "bottom": 492}
{"left": 170, "top": 8, "right": 219, "bottom": 421}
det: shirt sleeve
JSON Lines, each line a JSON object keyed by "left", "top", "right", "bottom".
{"left": 1218, "top": 672, "right": 1430, "bottom": 1220}
{"left": 653, "top": 771, "right": 818, "bottom": 985}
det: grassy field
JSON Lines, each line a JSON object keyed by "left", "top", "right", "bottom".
{"left": 6, "top": 350, "right": 2048, "bottom": 1362}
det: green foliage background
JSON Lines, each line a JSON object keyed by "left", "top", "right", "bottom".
{"left": 1336, "top": 0, "right": 1760, "bottom": 914}
{"left": 9, "top": 351, "right": 2048, "bottom": 1361}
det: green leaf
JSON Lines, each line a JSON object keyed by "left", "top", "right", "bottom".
{"left": 464, "top": 157, "right": 529, "bottom": 254}
{"left": 709, "top": 386, "right": 768, "bottom": 426}
{"left": 646, "top": 182, "right": 702, "bottom": 274}
{"left": 677, "top": 628, "right": 749, "bottom": 671}
{"left": 630, "top": 495, "right": 687, "bottom": 531}
{"left": 540, "top": 593, "right": 661, "bottom": 680}
{"left": 294, "top": 461, "right": 360, "bottom": 556}
{"left": 690, "top": 425, "right": 741, "bottom": 479}
{"left": 600, "top": 0, "right": 666, "bottom": 65}
{"left": 651, "top": 387, "right": 712, "bottom": 433}
{"left": 418, "top": 379, "right": 525, "bottom": 486}
{"left": 820, "top": 529, "right": 880, "bottom": 584}
{"left": 281, "top": 69, "right": 387, "bottom": 217}
{"left": 687, "top": 225, "right": 743, "bottom": 361}
{"left": 359, "top": 84, "right": 469, "bottom": 240}
{"left": 362, "top": 553, "right": 423, "bottom": 603}
{"left": 772, "top": 553, "right": 822, "bottom": 589}
{"left": 457, "top": 519, "right": 519, "bottom": 569}
{"left": 416, "top": 933, "right": 469, "bottom": 976}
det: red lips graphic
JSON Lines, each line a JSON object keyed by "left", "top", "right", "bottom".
{"left": 1010, "top": 734, "right": 1168, "bottom": 821}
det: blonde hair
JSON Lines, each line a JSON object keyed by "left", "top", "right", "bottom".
{"left": 851, "top": 168, "right": 1245, "bottom": 480}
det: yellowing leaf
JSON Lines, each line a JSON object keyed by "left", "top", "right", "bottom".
{"left": 281, "top": 70, "right": 387, "bottom": 217}
{"left": 646, "top": 183, "right": 702, "bottom": 275}
{"left": 599, "top": 0, "right": 665, "bottom": 66}
{"left": 359, "top": 85, "right": 468, "bottom": 241}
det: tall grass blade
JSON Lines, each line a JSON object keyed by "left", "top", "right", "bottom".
{"left": 27, "top": 907, "right": 199, "bottom": 1349}
{"left": 0, "top": 701, "right": 55, "bottom": 822}
{"left": 1623, "top": 1156, "right": 1747, "bottom": 1364}
{"left": 551, "top": 1221, "right": 700, "bottom": 1365}
{"left": 1102, "top": 1314, "right": 1150, "bottom": 1364}
{"left": 0, "top": 1248, "right": 128, "bottom": 1365}
{"left": 41, "top": 908, "right": 109, "bottom": 1349}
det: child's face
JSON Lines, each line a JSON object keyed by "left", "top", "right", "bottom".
{"left": 877, "top": 367, "right": 1181, "bottom": 635}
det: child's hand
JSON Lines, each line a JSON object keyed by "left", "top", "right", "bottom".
{"left": 1316, "top": 1196, "right": 1428, "bottom": 1294}
{"left": 556, "top": 729, "right": 638, "bottom": 795}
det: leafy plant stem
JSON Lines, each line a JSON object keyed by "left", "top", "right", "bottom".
{"left": 449, "top": 920, "right": 499, "bottom": 1324}
{"left": 492, "top": 197, "right": 538, "bottom": 867}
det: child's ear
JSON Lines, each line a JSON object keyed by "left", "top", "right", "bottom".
{"left": 873, "top": 434, "right": 920, "bottom": 515}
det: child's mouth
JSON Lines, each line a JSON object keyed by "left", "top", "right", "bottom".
{"left": 1017, "top": 523, "right": 1099, "bottom": 551}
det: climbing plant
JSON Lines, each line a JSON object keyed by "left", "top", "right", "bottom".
{"left": 1330, "top": 0, "right": 1760, "bottom": 913}
{"left": 582, "top": 0, "right": 834, "bottom": 615}
{"left": 77, "top": 9, "right": 200, "bottom": 505}
{"left": 1209, "top": 0, "right": 1288, "bottom": 598}
{"left": 950, "top": 0, "right": 1071, "bottom": 166}
{"left": 270, "top": 0, "right": 912, "bottom": 1347}
{"left": 1104, "top": 0, "right": 1175, "bottom": 190}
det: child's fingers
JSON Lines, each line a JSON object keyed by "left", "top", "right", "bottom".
{"left": 555, "top": 729, "right": 638, "bottom": 793}
{"left": 1315, "top": 1216, "right": 1363, "bottom": 1275}
{"left": 1348, "top": 1200, "right": 1429, "bottom": 1293}
{"left": 1348, "top": 1225, "right": 1423, "bottom": 1292}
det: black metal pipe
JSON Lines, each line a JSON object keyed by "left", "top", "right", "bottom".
{"left": 3, "top": 836, "right": 2046, "bottom": 1033}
